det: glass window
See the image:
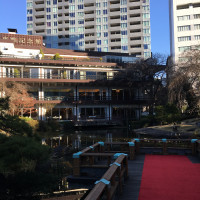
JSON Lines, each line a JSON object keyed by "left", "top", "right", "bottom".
{"left": 178, "top": 46, "right": 191, "bottom": 52}
{"left": 121, "top": 15, "right": 127, "bottom": 20}
{"left": 96, "top": 10, "right": 101, "bottom": 15}
{"left": 143, "top": 21, "right": 150, "bottom": 26}
{"left": 53, "top": 0, "right": 57, "bottom": 4}
{"left": 47, "top": 29, "right": 51, "bottom": 34}
{"left": 97, "top": 32, "right": 101, "bottom": 37}
{"left": 96, "top": 18, "right": 101, "bottom": 23}
{"left": 79, "top": 34, "right": 84, "bottom": 39}
{"left": 177, "top": 25, "right": 191, "bottom": 31}
{"left": 96, "top": 25, "right": 101, "bottom": 31}
{"left": 47, "top": 22, "right": 51, "bottom": 27}
{"left": 103, "top": 25, "right": 108, "bottom": 30}
{"left": 195, "top": 35, "right": 200, "bottom": 40}
{"left": 53, "top": 29, "right": 57, "bottom": 34}
{"left": 103, "top": 17, "right": 108, "bottom": 22}
{"left": 103, "top": 2, "right": 107, "bottom": 7}
{"left": 27, "top": 2, "right": 33, "bottom": 8}
{"left": 103, "top": 10, "right": 107, "bottom": 15}
{"left": 104, "top": 40, "right": 108, "bottom": 45}
{"left": 46, "top": 8, "right": 51, "bottom": 12}
{"left": 121, "top": 23, "right": 127, "bottom": 28}
{"left": 121, "top": 30, "right": 127, "bottom": 35}
{"left": 97, "top": 47, "right": 101, "bottom": 52}
{"left": 47, "top": 15, "right": 51, "bottom": 20}
{"left": 78, "top": 4, "right": 84, "bottom": 9}
{"left": 53, "top": 7, "right": 57, "bottom": 13}
{"left": 97, "top": 40, "right": 101, "bottom": 45}
{"left": 69, "top": 13, "right": 75, "bottom": 17}
{"left": 96, "top": 3, "right": 101, "bottom": 7}
{"left": 54, "top": 22, "right": 57, "bottom": 26}
{"left": 27, "top": 23, "right": 33, "bottom": 28}
{"left": 27, "top": 9, "right": 32, "bottom": 14}
{"left": 120, "top": 8, "right": 127, "bottom": 13}
{"left": 178, "top": 36, "right": 191, "bottom": 42}
{"left": 78, "top": 19, "right": 84, "bottom": 24}
{"left": 104, "top": 32, "right": 108, "bottom": 37}
{"left": 104, "top": 47, "right": 108, "bottom": 52}
{"left": 70, "top": 20, "right": 75, "bottom": 25}
{"left": 122, "top": 46, "right": 128, "bottom": 50}
{"left": 177, "top": 15, "right": 190, "bottom": 21}
{"left": 194, "top": 24, "right": 200, "bottom": 30}
{"left": 143, "top": 13, "right": 150, "bottom": 18}
{"left": 121, "top": 0, "right": 127, "bottom": 5}
{"left": 47, "top": 0, "right": 51, "bottom": 5}
{"left": 194, "top": 14, "right": 200, "bottom": 19}
{"left": 27, "top": 31, "right": 32, "bottom": 35}
{"left": 53, "top": 14, "right": 57, "bottom": 18}
{"left": 27, "top": 16, "right": 33, "bottom": 21}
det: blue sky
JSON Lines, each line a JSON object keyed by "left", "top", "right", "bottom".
{"left": 0, "top": 0, "right": 170, "bottom": 56}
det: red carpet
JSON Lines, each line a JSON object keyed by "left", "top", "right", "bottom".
{"left": 138, "top": 155, "right": 200, "bottom": 200}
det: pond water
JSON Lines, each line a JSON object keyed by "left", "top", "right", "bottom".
{"left": 43, "top": 127, "right": 137, "bottom": 150}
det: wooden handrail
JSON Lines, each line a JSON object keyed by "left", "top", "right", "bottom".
{"left": 85, "top": 154, "right": 128, "bottom": 200}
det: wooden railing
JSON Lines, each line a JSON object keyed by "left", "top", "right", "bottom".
{"left": 72, "top": 139, "right": 199, "bottom": 200}
{"left": 85, "top": 154, "right": 128, "bottom": 200}
{"left": 73, "top": 141, "right": 135, "bottom": 176}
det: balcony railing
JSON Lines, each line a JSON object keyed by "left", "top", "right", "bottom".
{"left": 0, "top": 72, "right": 113, "bottom": 81}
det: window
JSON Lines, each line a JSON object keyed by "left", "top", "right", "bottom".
{"left": 178, "top": 36, "right": 191, "bottom": 42}
{"left": 143, "top": 5, "right": 150, "bottom": 11}
{"left": 53, "top": 14, "right": 57, "bottom": 19}
{"left": 69, "top": 27, "right": 75, "bottom": 32}
{"left": 103, "top": 17, "right": 108, "bottom": 22}
{"left": 46, "top": 8, "right": 51, "bottom": 12}
{"left": 178, "top": 46, "right": 191, "bottom": 52}
{"left": 69, "top": 0, "right": 75, "bottom": 2}
{"left": 97, "top": 32, "right": 101, "bottom": 37}
{"left": 122, "top": 46, "right": 128, "bottom": 50}
{"left": 194, "top": 14, "right": 200, "bottom": 19}
{"left": 27, "top": 2, "right": 32, "bottom": 8}
{"left": 104, "top": 40, "right": 108, "bottom": 45}
{"left": 143, "top": 21, "right": 150, "bottom": 26}
{"left": 79, "top": 34, "right": 84, "bottom": 39}
{"left": 78, "top": 20, "right": 84, "bottom": 24}
{"left": 195, "top": 35, "right": 200, "bottom": 40}
{"left": 194, "top": 24, "right": 200, "bottom": 30}
{"left": 96, "top": 25, "right": 101, "bottom": 31}
{"left": 96, "top": 3, "right": 100, "bottom": 7}
{"left": 177, "top": 25, "right": 191, "bottom": 31}
{"left": 47, "top": 22, "right": 51, "bottom": 27}
{"left": 143, "top": 28, "right": 150, "bottom": 34}
{"left": 70, "top": 20, "right": 75, "bottom": 25}
{"left": 27, "top": 23, "right": 33, "bottom": 28}
{"left": 103, "top": 2, "right": 107, "bottom": 7}
{"left": 103, "top": 10, "right": 107, "bottom": 15}
{"left": 78, "top": 27, "right": 84, "bottom": 32}
{"left": 177, "top": 15, "right": 190, "bottom": 21}
{"left": 47, "top": 15, "right": 51, "bottom": 20}
{"left": 79, "top": 41, "right": 84, "bottom": 46}
{"left": 121, "top": 15, "right": 127, "bottom": 21}
{"left": 27, "top": 31, "right": 32, "bottom": 35}
{"left": 104, "top": 47, "right": 108, "bottom": 52}
{"left": 27, "top": 16, "right": 32, "bottom": 21}
{"left": 121, "top": 30, "right": 127, "bottom": 35}
{"left": 69, "top": 5, "right": 75, "bottom": 11}
{"left": 54, "top": 22, "right": 57, "bottom": 26}
{"left": 97, "top": 48, "right": 101, "bottom": 52}
{"left": 144, "top": 52, "right": 151, "bottom": 58}
{"left": 103, "top": 25, "right": 108, "bottom": 30}
{"left": 96, "top": 18, "right": 101, "bottom": 23}
{"left": 121, "top": 38, "right": 128, "bottom": 44}
{"left": 69, "top": 13, "right": 75, "bottom": 17}
{"left": 47, "top": 29, "right": 51, "bottom": 34}
{"left": 78, "top": 4, "right": 84, "bottom": 9}
{"left": 144, "top": 36, "right": 150, "bottom": 42}
{"left": 53, "top": 29, "right": 57, "bottom": 34}
{"left": 144, "top": 44, "right": 150, "bottom": 49}
{"left": 121, "top": 0, "right": 127, "bottom": 5}
{"left": 143, "top": 13, "right": 150, "bottom": 18}
{"left": 120, "top": 8, "right": 127, "bottom": 13}
{"left": 27, "top": 9, "right": 32, "bottom": 14}
{"left": 97, "top": 40, "right": 101, "bottom": 45}
{"left": 104, "top": 32, "right": 108, "bottom": 37}
{"left": 96, "top": 10, "right": 101, "bottom": 15}
{"left": 47, "top": 0, "right": 51, "bottom": 5}
{"left": 53, "top": 7, "right": 57, "bottom": 13}
{"left": 53, "top": 0, "right": 57, "bottom": 4}
{"left": 121, "top": 23, "right": 127, "bottom": 28}
{"left": 78, "top": 12, "right": 84, "bottom": 16}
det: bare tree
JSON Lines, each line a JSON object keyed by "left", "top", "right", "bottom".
{"left": 168, "top": 49, "right": 200, "bottom": 114}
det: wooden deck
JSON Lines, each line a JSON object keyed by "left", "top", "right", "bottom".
{"left": 115, "top": 155, "right": 145, "bottom": 200}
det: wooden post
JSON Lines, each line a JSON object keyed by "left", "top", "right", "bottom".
{"left": 73, "top": 157, "right": 80, "bottom": 176}
{"left": 134, "top": 139, "right": 140, "bottom": 154}
{"left": 128, "top": 142, "right": 135, "bottom": 160}
{"left": 162, "top": 139, "right": 167, "bottom": 155}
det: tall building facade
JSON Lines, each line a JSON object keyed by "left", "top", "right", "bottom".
{"left": 27, "top": 0, "right": 151, "bottom": 58}
{"left": 169, "top": 0, "right": 200, "bottom": 63}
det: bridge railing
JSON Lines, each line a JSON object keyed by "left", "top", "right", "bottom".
{"left": 84, "top": 154, "right": 128, "bottom": 200}
{"left": 132, "top": 138, "right": 199, "bottom": 155}
{"left": 73, "top": 141, "right": 135, "bottom": 176}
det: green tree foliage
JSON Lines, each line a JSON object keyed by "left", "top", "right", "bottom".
{"left": 52, "top": 53, "right": 61, "bottom": 60}
{"left": 155, "top": 104, "right": 181, "bottom": 124}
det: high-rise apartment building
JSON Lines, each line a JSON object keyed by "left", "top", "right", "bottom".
{"left": 169, "top": 0, "right": 200, "bottom": 63}
{"left": 27, "top": 0, "right": 151, "bottom": 58}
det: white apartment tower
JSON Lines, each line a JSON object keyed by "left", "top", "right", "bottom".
{"left": 169, "top": 0, "right": 200, "bottom": 63}
{"left": 27, "top": 0, "right": 151, "bottom": 58}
